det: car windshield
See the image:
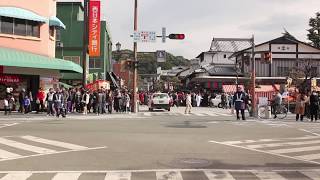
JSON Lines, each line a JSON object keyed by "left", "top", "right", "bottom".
{"left": 153, "top": 94, "right": 168, "bottom": 99}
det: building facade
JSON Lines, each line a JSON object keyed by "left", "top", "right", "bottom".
{"left": 0, "top": 0, "right": 82, "bottom": 106}
{"left": 55, "top": 0, "right": 113, "bottom": 86}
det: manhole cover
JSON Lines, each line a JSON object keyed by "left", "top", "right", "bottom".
{"left": 169, "top": 158, "right": 212, "bottom": 168}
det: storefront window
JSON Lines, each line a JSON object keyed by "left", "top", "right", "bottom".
{"left": 14, "top": 18, "right": 27, "bottom": 36}
{"left": 0, "top": 16, "right": 14, "bottom": 34}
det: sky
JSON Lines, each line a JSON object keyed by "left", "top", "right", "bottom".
{"left": 102, "top": 0, "right": 320, "bottom": 59}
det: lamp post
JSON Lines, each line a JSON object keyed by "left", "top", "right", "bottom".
{"left": 132, "top": 0, "right": 138, "bottom": 113}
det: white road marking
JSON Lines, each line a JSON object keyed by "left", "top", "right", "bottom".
{"left": 245, "top": 139, "right": 320, "bottom": 149}
{"left": 143, "top": 113, "right": 152, "bottom": 116}
{"left": 0, "top": 137, "right": 57, "bottom": 154}
{"left": 104, "top": 172, "right": 131, "bottom": 180}
{"left": 294, "top": 153, "right": 320, "bottom": 161}
{"left": 300, "top": 170, "right": 320, "bottom": 179}
{"left": 191, "top": 113, "right": 206, "bottom": 117}
{"left": 222, "top": 136, "right": 320, "bottom": 145}
{"left": 20, "top": 136, "right": 88, "bottom": 150}
{"left": 52, "top": 173, "right": 82, "bottom": 180}
{"left": 268, "top": 145, "right": 320, "bottom": 154}
{"left": 299, "top": 129, "right": 320, "bottom": 136}
{"left": 252, "top": 171, "right": 287, "bottom": 180}
{"left": 0, "top": 149, "right": 21, "bottom": 159}
{"left": 204, "top": 170, "right": 235, "bottom": 180}
{"left": 156, "top": 171, "right": 183, "bottom": 180}
{"left": 208, "top": 140, "right": 320, "bottom": 165}
{"left": 210, "top": 112, "right": 232, "bottom": 117}
{"left": 0, "top": 123, "right": 19, "bottom": 129}
{"left": 204, "top": 113, "right": 219, "bottom": 117}
{"left": 0, "top": 172, "right": 32, "bottom": 180}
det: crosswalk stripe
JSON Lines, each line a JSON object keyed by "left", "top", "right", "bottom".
{"left": 105, "top": 172, "right": 131, "bottom": 180}
{"left": 300, "top": 171, "right": 320, "bottom": 179}
{"left": 252, "top": 171, "right": 286, "bottom": 180}
{"left": 52, "top": 173, "right": 82, "bottom": 180}
{"left": 191, "top": 113, "right": 206, "bottom": 116}
{"left": 0, "top": 137, "right": 56, "bottom": 154}
{"left": 143, "top": 113, "right": 152, "bottom": 116}
{"left": 20, "top": 136, "right": 88, "bottom": 150}
{"left": 0, "top": 149, "right": 21, "bottom": 159}
{"left": 294, "top": 153, "right": 320, "bottom": 161}
{"left": 210, "top": 112, "right": 232, "bottom": 117}
{"left": 0, "top": 172, "right": 32, "bottom": 180}
{"left": 204, "top": 170, "right": 235, "bottom": 180}
{"left": 245, "top": 139, "right": 320, "bottom": 149}
{"left": 268, "top": 145, "right": 320, "bottom": 154}
{"left": 156, "top": 171, "right": 183, "bottom": 180}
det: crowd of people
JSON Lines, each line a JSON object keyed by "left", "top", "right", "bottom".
{"left": 3, "top": 87, "right": 133, "bottom": 117}
{"left": 2, "top": 85, "right": 320, "bottom": 122}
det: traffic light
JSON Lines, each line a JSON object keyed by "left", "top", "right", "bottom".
{"left": 168, "top": 34, "right": 185, "bottom": 40}
{"left": 262, "top": 52, "right": 272, "bottom": 64}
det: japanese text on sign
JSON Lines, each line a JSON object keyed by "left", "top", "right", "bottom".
{"left": 89, "top": 0, "right": 101, "bottom": 57}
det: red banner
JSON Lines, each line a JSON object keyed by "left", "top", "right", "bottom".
{"left": 0, "top": 75, "right": 20, "bottom": 83}
{"left": 0, "top": 66, "right": 3, "bottom": 73}
{"left": 88, "top": 0, "right": 101, "bottom": 57}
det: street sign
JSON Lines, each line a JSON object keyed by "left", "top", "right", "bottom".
{"left": 162, "top": 27, "right": 166, "bottom": 43}
{"left": 133, "top": 31, "right": 156, "bottom": 43}
{"left": 156, "top": 50, "right": 166, "bottom": 62}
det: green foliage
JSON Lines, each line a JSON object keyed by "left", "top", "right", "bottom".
{"left": 112, "top": 50, "right": 190, "bottom": 74}
{"left": 307, "top": 12, "right": 320, "bottom": 48}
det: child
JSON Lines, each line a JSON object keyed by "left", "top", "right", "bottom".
{"left": 24, "top": 96, "right": 31, "bottom": 114}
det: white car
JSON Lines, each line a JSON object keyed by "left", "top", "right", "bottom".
{"left": 148, "top": 93, "right": 171, "bottom": 111}
{"left": 210, "top": 95, "right": 222, "bottom": 108}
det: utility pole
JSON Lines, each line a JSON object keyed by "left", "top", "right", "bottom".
{"left": 132, "top": 0, "right": 138, "bottom": 113}
{"left": 251, "top": 35, "right": 256, "bottom": 117}
{"left": 82, "top": 0, "right": 89, "bottom": 87}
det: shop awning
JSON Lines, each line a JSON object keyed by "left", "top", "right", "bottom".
{"left": 0, "top": 47, "right": 82, "bottom": 73}
{"left": 59, "top": 82, "right": 73, "bottom": 89}
{"left": 0, "top": 7, "right": 47, "bottom": 23}
{"left": 49, "top": 16, "right": 66, "bottom": 29}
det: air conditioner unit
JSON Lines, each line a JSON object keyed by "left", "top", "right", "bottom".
{"left": 56, "top": 42, "right": 64, "bottom": 48}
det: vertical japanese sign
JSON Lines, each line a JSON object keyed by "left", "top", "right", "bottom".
{"left": 89, "top": 0, "right": 101, "bottom": 57}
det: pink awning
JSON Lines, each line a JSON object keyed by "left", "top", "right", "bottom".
{"left": 223, "top": 85, "right": 244, "bottom": 93}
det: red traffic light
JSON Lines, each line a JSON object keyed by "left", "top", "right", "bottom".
{"left": 168, "top": 34, "right": 185, "bottom": 40}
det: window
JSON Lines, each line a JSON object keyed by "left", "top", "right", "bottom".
{"left": 277, "top": 67, "right": 290, "bottom": 76}
{"left": 14, "top": 18, "right": 27, "bottom": 36}
{"left": 223, "top": 54, "right": 227, "bottom": 58}
{"left": 63, "top": 56, "right": 81, "bottom": 65}
{"left": 49, "top": 26, "right": 55, "bottom": 37}
{"left": 0, "top": 16, "right": 40, "bottom": 37}
{"left": 89, "top": 58, "right": 103, "bottom": 69}
{"left": 26, "top": 20, "right": 40, "bottom": 37}
{"left": 0, "top": 16, "right": 13, "bottom": 34}
{"left": 56, "top": 29, "right": 61, "bottom": 41}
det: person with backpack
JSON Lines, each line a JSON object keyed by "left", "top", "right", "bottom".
{"left": 53, "top": 88, "right": 64, "bottom": 118}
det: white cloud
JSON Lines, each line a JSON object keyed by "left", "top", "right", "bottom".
{"left": 102, "top": 0, "right": 320, "bottom": 59}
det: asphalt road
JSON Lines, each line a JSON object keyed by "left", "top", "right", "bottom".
{"left": 0, "top": 107, "right": 319, "bottom": 179}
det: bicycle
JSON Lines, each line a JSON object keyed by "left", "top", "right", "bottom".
{"left": 258, "top": 101, "right": 288, "bottom": 119}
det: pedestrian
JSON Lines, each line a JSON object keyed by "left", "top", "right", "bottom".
{"left": 123, "top": 91, "right": 131, "bottom": 113}
{"left": 46, "top": 88, "right": 55, "bottom": 116}
{"left": 96, "top": 89, "right": 105, "bottom": 115}
{"left": 18, "top": 88, "right": 26, "bottom": 113}
{"left": 196, "top": 93, "right": 203, "bottom": 107}
{"left": 53, "top": 88, "right": 64, "bottom": 118}
{"left": 36, "top": 88, "right": 45, "bottom": 113}
{"left": 24, "top": 95, "right": 31, "bottom": 114}
{"left": 82, "top": 90, "right": 90, "bottom": 115}
{"left": 221, "top": 93, "right": 227, "bottom": 109}
{"left": 75, "top": 89, "right": 82, "bottom": 113}
{"left": 233, "top": 87, "right": 246, "bottom": 120}
{"left": 310, "top": 90, "right": 319, "bottom": 122}
{"left": 106, "top": 90, "right": 113, "bottom": 114}
{"left": 295, "top": 92, "right": 307, "bottom": 121}
{"left": 185, "top": 92, "right": 192, "bottom": 114}
{"left": 4, "top": 97, "right": 9, "bottom": 115}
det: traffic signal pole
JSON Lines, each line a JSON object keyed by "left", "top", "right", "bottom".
{"left": 82, "top": 0, "right": 89, "bottom": 87}
{"left": 251, "top": 35, "right": 256, "bottom": 117}
{"left": 132, "top": 0, "right": 138, "bottom": 113}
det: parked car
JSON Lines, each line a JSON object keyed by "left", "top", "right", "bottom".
{"left": 148, "top": 93, "right": 171, "bottom": 111}
{"left": 210, "top": 95, "right": 222, "bottom": 108}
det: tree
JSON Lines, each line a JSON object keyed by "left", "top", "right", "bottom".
{"left": 289, "top": 59, "right": 317, "bottom": 93}
{"left": 307, "top": 12, "right": 320, "bottom": 48}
